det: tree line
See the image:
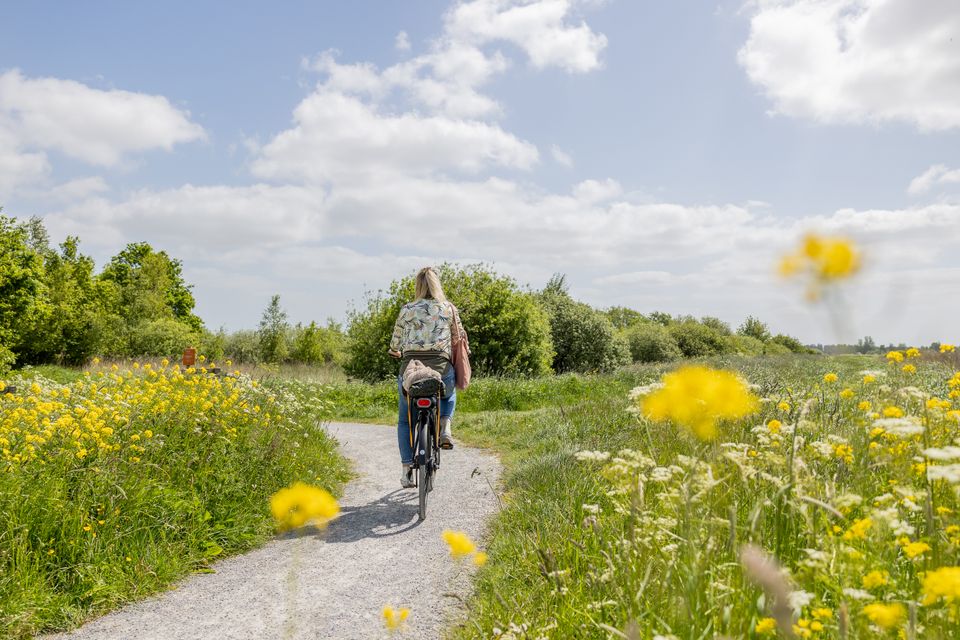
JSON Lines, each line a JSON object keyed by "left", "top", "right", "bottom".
{"left": 1, "top": 213, "right": 810, "bottom": 378}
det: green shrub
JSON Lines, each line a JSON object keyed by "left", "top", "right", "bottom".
{"left": 345, "top": 264, "right": 554, "bottom": 382}
{"left": 700, "top": 316, "right": 732, "bottom": 336}
{"left": 771, "top": 333, "right": 808, "bottom": 353}
{"left": 291, "top": 322, "right": 347, "bottom": 366}
{"left": 738, "top": 315, "right": 772, "bottom": 342}
{"left": 625, "top": 323, "right": 682, "bottom": 363}
{"left": 763, "top": 341, "right": 793, "bottom": 355}
{"left": 223, "top": 330, "right": 260, "bottom": 364}
{"left": 726, "top": 334, "right": 766, "bottom": 356}
{"left": 540, "top": 292, "right": 630, "bottom": 373}
{"left": 126, "top": 318, "right": 199, "bottom": 357}
{"left": 668, "top": 321, "right": 730, "bottom": 358}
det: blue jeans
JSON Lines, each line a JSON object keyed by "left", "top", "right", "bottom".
{"left": 397, "top": 367, "right": 456, "bottom": 464}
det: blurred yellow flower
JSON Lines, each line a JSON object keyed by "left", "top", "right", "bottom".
{"left": 922, "top": 566, "right": 960, "bottom": 605}
{"left": 862, "top": 570, "right": 889, "bottom": 589}
{"left": 886, "top": 351, "right": 904, "bottom": 363}
{"left": 382, "top": 605, "right": 410, "bottom": 630}
{"left": 442, "top": 529, "right": 477, "bottom": 558}
{"left": 902, "top": 364, "right": 917, "bottom": 374}
{"left": 862, "top": 374, "right": 876, "bottom": 383}
{"left": 862, "top": 603, "right": 905, "bottom": 629}
{"left": 641, "top": 366, "right": 758, "bottom": 441}
{"left": 766, "top": 419, "right": 782, "bottom": 434}
{"left": 473, "top": 551, "right": 488, "bottom": 567}
{"left": 882, "top": 406, "right": 904, "bottom": 418}
{"left": 842, "top": 517, "right": 872, "bottom": 541}
{"left": 839, "top": 388, "right": 854, "bottom": 399}
{"left": 858, "top": 401, "right": 872, "bottom": 412}
{"left": 777, "top": 401, "right": 791, "bottom": 412}
{"left": 754, "top": 617, "right": 777, "bottom": 634}
{"left": 901, "top": 541, "right": 931, "bottom": 559}
{"left": 941, "top": 343, "right": 956, "bottom": 353}
{"left": 906, "top": 348, "right": 921, "bottom": 358}
{"left": 269, "top": 482, "right": 340, "bottom": 531}
{"left": 823, "top": 373, "right": 838, "bottom": 383}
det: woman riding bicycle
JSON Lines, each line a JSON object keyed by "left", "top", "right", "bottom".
{"left": 388, "top": 267, "right": 466, "bottom": 488}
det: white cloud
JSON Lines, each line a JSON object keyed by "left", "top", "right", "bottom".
{"left": 573, "top": 178, "right": 620, "bottom": 202}
{"left": 0, "top": 69, "right": 205, "bottom": 166}
{"left": 908, "top": 164, "right": 960, "bottom": 195}
{"left": 395, "top": 31, "right": 412, "bottom": 52}
{"left": 250, "top": 91, "right": 539, "bottom": 184}
{"left": 739, "top": 0, "right": 960, "bottom": 130}
{"left": 550, "top": 144, "right": 573, "bottom": 167}
{"left": 444, "top": 0, "right": 608, "bottom": 72}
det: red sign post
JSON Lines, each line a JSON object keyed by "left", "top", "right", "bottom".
{"left": 182, "top": 348, "right": 197, "bottom": 367}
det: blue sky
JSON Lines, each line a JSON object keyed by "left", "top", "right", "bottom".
{"left": 2, "top": 0, "right": 958, "bottom": 344}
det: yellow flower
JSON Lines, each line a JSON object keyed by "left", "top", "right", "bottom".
{"left": 641, "top": 366, "right": 759, "bottom": 441}
{"left": 886, "top": 351, "right": 904, "bottom": 363}
{"left": 473, "top": 551, "right": 488, "bottom": 567}
{"left": 754, "top": 617, "right": 777, "bottom": 634}
{"left": 442, "top": 530, "right": 477, "bottom": 558}
{"left": 833, "top": 443, "right": 854, "bottom": 464}
{"left": 922, "top": 566, "right": 960, "bottom": 605}
{"left": 269, "top": 482, "right": 340, "bottom": 531}
{"left": 906, "top": 348, "right": 921, "bottom": 358}
{"left": 862, "top": 374, "right": 876, "bottom": 383}
{"left": 858, "top": 401, "right": 872, "bottom": 412}
{"left": 777, "top": 401, "right": 791, "bottom": 412}
{"left": 781, "top": 233, "right": 861, "bottom": 281}
{"left": 941, "top": 343, "right": 956, "bottom": 353}
{"left": 862, "top": 570, "right": 889, "bottom": 589}
{"left": 766, "top": 419, "right": 782, "bottom": 434}
{"left": 382, "top": 605, "right": 410, "bottom": 630}
{"left": 882, "top": 406, "right": 904, "bottom": 418}
{"left": 842, "top": 517, "right": 873, "bottom": 541}
{"left": 901, "top": 541, "right": 931, "bottom": 559}
{"left": 811, "top": 608, "right": 833, "bottom": 621}
{"left": 823, "top": 372, "right": 838, "bottom": 383}
{"left": 902, "top": 364, "right": 917, "bottom": 374}
{"left": 839, "top": 388, "right": 854, "bottom": 399}
{"left": 862, "top": 603, "right": 905, "bottom": 629}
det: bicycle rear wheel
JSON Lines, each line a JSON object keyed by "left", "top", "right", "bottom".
{"left": 418, "top": 421, "right": 430, "bottom": 520}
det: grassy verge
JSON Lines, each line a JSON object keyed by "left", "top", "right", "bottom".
{"left": 446, "top": 354, "right": 960, "bottom": 638}
{"left": 0, "top": 364, "right": 350, "bottom": 638}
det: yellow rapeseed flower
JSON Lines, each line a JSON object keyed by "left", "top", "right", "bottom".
{"left": 862, "top": 570, "right": 889, "bottom": 589}
{"left": 922, "top": 566, "right": 960, "bottom": 605}
{"left": 862, "top": 603, "right": 905, "bottom": 629}
{"left": 382, "top": 605, "right": 410, "bottom": 630}
{"left": 754, "top": 617, "right": 777, "bottom": 634}
{"left": 641, "top": 366, "right": 759, "bottom": 441}
{"left": 269, "top": 482, "right": 340, "bottom": 531}
{"left": 441, "top": 529, "right": 477, "bottom": 558}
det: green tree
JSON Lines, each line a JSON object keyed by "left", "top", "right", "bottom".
{"left": 701, "top": 316, "right": 732, "bottom": 336}
{"left": 738, "top": 316, "right": 772, "bottom": 342}
{"left": 99, "top": 242, "right": 202, "bottom": 330}
{"left": 345, "top": 264, "right": 554, "bottom": 381}
{"left": 291, "top": 321, "right": 347, "bottom": 365}
{"left": 771, "top": 333, "right": 809, "bottom": 354}
{"left": 258, "top": 295, "right": 289, "bottom": 363}
{"left": 0, "top": 214, "right": 46, "bottom": 369}
{"left": 605, "top": 306, "right": 647, "bottom": 331}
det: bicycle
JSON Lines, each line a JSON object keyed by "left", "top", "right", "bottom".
{"left": 405, "top": 377, "right": 444, "bottom": 521}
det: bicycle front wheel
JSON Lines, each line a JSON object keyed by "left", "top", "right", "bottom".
{"left": 418, "top": 421, "right": 430, "bottom": 521}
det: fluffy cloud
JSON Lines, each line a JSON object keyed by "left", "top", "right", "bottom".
{"left": 444, "top": 0, "right": 608, "bottom": 72}
{"left": 739, "top": 0, "right": 960, "bottom": 130}
{"left": 250, "top": 91, "right": 539, "bottom": 184}
{"left": 908, "top": 164, "right": 960, "bottom": 195}
{"left": 0, "top": 69, "right": 205, "bottom": 166}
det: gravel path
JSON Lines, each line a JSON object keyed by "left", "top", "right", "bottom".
{"left": 48, "top": 422, "right": 502, "bottom": 640}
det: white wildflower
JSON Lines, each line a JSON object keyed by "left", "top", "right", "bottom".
{"left": 928, "top": 464, "right": 960, "bottom": 484}
{"left": 843, "top": 588, "right": 874, "bottom": 601}
{"left": 574, "top": 450, "right": 610, "bottom": 462}
{"left": 788, "top": 590, "right": 814, "bottom": 614}
{"left": 873, "top": 417, "right": 924, "bottom": 438}
{"left": 924, "top": 446, "right": 960, "bottom": 461}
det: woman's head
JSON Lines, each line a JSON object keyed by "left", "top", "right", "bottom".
{"left": 414, "top": 267, "right": 447, "bottom": 302}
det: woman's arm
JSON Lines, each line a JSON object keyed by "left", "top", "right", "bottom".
{"left": 388, "top": 306, "right": 406, "bottom": 356}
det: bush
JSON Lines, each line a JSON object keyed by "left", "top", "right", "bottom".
{"left": 126, "top": 318, "right": 199, "bottom": 357}
{"left": 223, "top": 330, "right": 260, "bottom": 364}
{"left": 726, "top": 334, "right": 766, "bottom": 356}
{"left": 625, "top": 323, "right": 682, "bottom": 363}
{"left": 770, "top": 333, "right": 808, "bottom": 354}
{"left": 345, "top": 264, "right": 554, "bottom": 382}
{"left": 700, "top": 316, "right": 732, "bottom": 336}
{"left": 763, "top": 341, "right": 793, "bottom": 355}
{"left": 291, "top": 322, "right": 347, "bottom": 366}
{"left": 540, "top": 292, "right": 630, "bottom": 373}
{"left": 668, "top": 321, "right": 730, "bottom": 358}
{"left": 738, "top": 316, "right": 772, "bottom": 342}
